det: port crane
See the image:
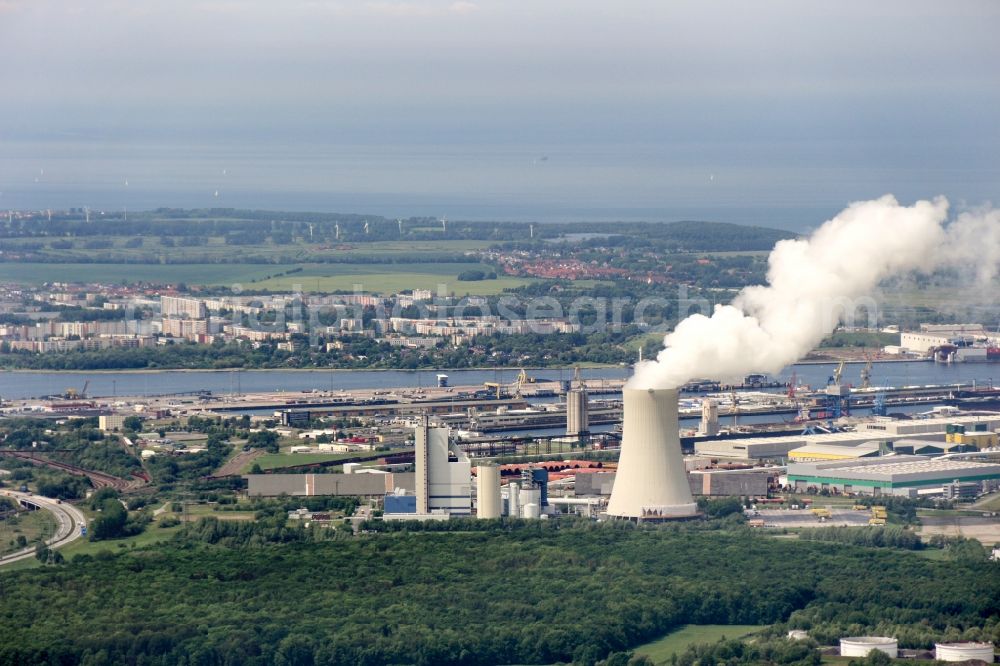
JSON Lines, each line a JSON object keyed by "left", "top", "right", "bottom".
{"left": 63, "top": 380, "right": 89, "bottom": 400}
{"left": 483, "top": 369, "right": 535, "bottom": 399}
{"left": 859, "top": 357, "right": 873, "bottom": 390}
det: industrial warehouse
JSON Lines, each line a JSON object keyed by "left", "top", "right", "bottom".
{"left": 787, "top": 456, "right": 1000, "bottom": 497}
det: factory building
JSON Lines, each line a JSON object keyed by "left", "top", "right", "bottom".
{"left": 246, "top": 472, "right": 412, "bottom": 497}
{"left": 787, "top": 456, "right": 1000, "bottom": 497}
{"left": 687, "top": 468, "right": 771, "bottom": 496}
{"left": 858, "top": 414, "right": 1000, "bottom": 437}
{"left": 787, "top": 442, "right": 884, "bottom": 462}
{"left": 606, "top": 388, "right": 698, "bottom": 520}
{"left": 414, "top": 419, "right": 471, "bottom": 516}
{"left": 697, "top": 414, "right": 1000, "bottom": 461}
{"left": 502, "top": 468, "right": 549, "bottom": 518}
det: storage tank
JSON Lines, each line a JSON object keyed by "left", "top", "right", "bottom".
{"left": 839, "top": 637, "right": 898, "bottom": 658}
{"left": 522, "top": 503, "right": 541, "bottom": 519}
{"left": 476, "top": 464, "right": 501, "bottom": 519}
{"left": 607, "top": 387, "right": 698, "bottom": 519}
{"left": 935, "top": 642, "right": 995, "bottom": 663}
{"left": 520, "top": 487, "right": 541, "bottom": 516}
{"left": 507, "top": 482, "right": 520, "bottom": 518}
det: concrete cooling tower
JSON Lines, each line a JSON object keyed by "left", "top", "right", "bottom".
{"left": 606, "top": 387, "right": 698, "bottom": 520}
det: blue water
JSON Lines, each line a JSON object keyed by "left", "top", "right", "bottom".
{"left": 2, "top": 140, "right": 996, "bottom": 231}
{"left": 1, "top": 360, "right": 996, "bottom": 402}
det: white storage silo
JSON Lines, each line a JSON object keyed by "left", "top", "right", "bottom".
{"left": 520, "top": 487, "right": 541, "bottom": 516}
{"left": 935, "top": 642, "right": 995, "bottom": 662}
{"left": 523, "top": 503, "right": 540, "bottom": 519}
{"left": 507, "top": 482, "right": 520, "bottom": 518}
{"left": 840, "top": 637, "right": 898, "bottom": 658}
{"left": 476, "top": 465, "right": 501, "bottom": 519}
{"left": 607, "top": 387, "right": 698, "bottom": 520}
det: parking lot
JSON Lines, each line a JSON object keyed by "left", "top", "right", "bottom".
{"left": 753, "top": 508, "right": 873, "bottom": 528}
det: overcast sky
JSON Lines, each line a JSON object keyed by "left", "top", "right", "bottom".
{"left": 0, "top": 1, "right": 997, "bottom": 224}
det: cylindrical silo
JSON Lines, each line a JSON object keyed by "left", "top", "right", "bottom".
{"left": 476, "top": 464, "right": 501, "bottom": 519}
{"left": 520, "top": 487, "right": 541, "bottom": 514}
{"left": 507, "top": 482, "right": 521, "bottom": 518}
{"left": 935, "top": 643, "right": 995, "bottom": 663}
{"left": 607, "top": 387, "right": 698, "bottom": 519}
{"left": 566, "top": 388, "right": 589, "bottom": 437}
{"left": 523, "top": 503, "right": 541, "bottom": 519}
{"left": 839, "top": 637, "right": 898, "bottom": 658}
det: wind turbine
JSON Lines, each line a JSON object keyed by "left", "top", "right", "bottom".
{"left": 397, "top": 218, "right": 404, "bottom": 235}
{"left": 364, "top": 220, "right": 369, "bottom": 235}
{"left": 335, "top": 223, "right": 341, "bottom": 240}
{"left": 440, "top": 216, "right": 447, "bottom": 232}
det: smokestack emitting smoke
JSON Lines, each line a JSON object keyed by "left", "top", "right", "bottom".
{"left": 629, "top": 195, "right": 1000, "bottom": 390}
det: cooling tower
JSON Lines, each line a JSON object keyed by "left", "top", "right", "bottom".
{"left": 476, "top": 464, "right": 501, "bottom": 519}
{"left": 606, "top": 387, "right": 698, "bottom": 520}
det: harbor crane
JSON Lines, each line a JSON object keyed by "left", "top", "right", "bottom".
{"left": 860, "top": 357, "right": 873, "bottom": 390}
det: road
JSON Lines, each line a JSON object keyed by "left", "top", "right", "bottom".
{"left": 0, "top": 490, "right": 87, "bottom": 566}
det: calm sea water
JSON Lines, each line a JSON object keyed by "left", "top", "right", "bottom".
{"left": 2, "top": 140, "right": 996, "bottom": 231}
{"left": 1, "top": 361, "right": 997, "bottom": 401}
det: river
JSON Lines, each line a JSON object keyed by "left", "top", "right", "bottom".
{"left": 2, "top": 360, "right": 998, "bottom": 402}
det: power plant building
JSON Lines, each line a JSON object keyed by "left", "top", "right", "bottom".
{"left": 606, "top": 388, "right": 698, "bottom": 520}
{"left": 415, "top": 420, "right": 472, "bottom": 516}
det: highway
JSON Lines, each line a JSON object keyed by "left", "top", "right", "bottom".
{"left": 0, "top": 490, "right": 87, "bottom": 566}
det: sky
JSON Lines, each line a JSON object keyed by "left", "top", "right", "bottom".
{"left": 0, "top": 0, "right": 998, "bottom": 228}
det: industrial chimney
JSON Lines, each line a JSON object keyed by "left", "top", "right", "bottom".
{"left": 607, "top": 387, "right": 698, "bottom": 520}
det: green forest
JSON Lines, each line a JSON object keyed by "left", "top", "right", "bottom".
{"left": 0, "top": 522, "right": 996, "bottom": 666}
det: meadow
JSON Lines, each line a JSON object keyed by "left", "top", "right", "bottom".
{"left": 0, "top": 260, "right": 534, "bottom": 294}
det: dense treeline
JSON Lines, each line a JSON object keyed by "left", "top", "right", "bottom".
{"left": 673, "top": 637, "right": 821, "bottom": 666}
{"left": 797, "top": 525, "right": 922, "bottom": 550}
{"left": 0, "top": 329, "right": 639, "bottom": 370}
{"left": 1, "top": 209, "right": 793, "bottom": 251}
{"left": 0, "top": 523, "right": 996, "bottom": 665}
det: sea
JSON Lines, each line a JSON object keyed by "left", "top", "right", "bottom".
{"left": 2, "top": 139, "right": 997, "bottom": 232}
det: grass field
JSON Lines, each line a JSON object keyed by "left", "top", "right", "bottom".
{"left": 250, "top": 452, "right": 360, "bottom": 471}
{"left": 0, "top": 262, "right": 292, "bottom": 286}
{"left": 634, "top": 625, "right": 766, "bottom": 664}
{"left": 0, "top": 236, "right": 495, "bottom": 262}
{"left": 0, "top": 509, "right": 56, "bottom": 555}
{"left": 251, "top": 262, "right": 535, "bottom": 295}
{"left": 0, "top": 260, "right": 534, "bottom": 294}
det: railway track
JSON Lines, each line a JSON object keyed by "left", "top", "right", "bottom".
{"left": 0, "top": 451, "right": 144, "bottom": 491}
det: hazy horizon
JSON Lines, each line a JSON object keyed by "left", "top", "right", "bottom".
{"left": 1, "top": 1, "right": 998, "bottom": 231}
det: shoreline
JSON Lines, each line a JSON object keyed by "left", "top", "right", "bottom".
{"left": 0, "top": 358, "right": 936, "bottom": 374}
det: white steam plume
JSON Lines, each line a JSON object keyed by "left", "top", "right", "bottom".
{"left": 629, "top": 195, "right": 999, "bottom": 390}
